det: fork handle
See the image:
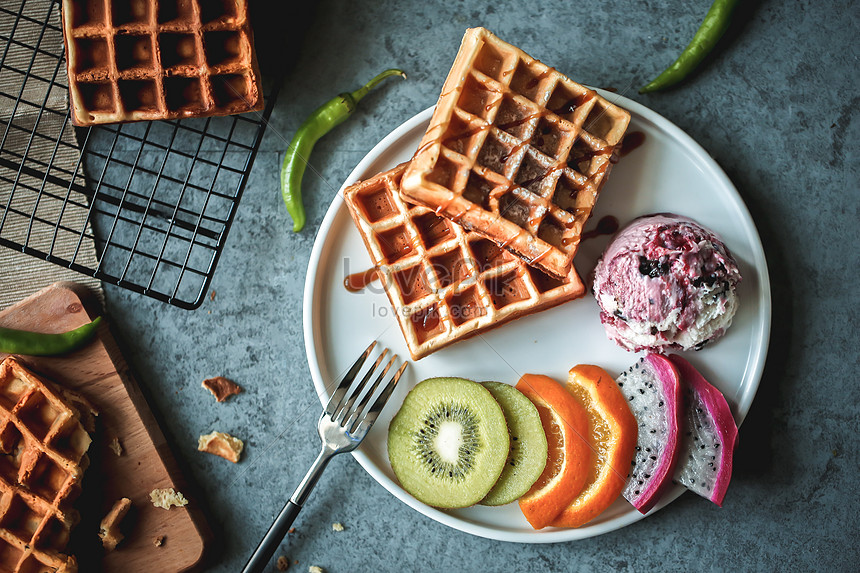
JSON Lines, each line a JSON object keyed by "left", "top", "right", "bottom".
{"left": 242, "top": 449, "right": 333, "bottom": 573}
{"left": 241, "top": 499, "right": 301, "bottom": 573}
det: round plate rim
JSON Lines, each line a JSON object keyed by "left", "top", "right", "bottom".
{"left": 302, "top": 91, "right": 772, "bottom": 543}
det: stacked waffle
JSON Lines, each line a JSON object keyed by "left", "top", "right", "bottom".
{"left": 0, "top": 357, "right": 94, "bottom": 573}
{"left": 343, "top": 28, "right": 629, "bottom": 360}
{"left": 60, "top": 0, "right": 263, "bottom": 125}
{"left": 402, "top": 27, "right": 630, "bottom": 279}
{"left": 344, "top": 163, "right": 585, "bottom": 360}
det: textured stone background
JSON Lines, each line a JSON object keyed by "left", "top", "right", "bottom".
{"left": 97, "top": 0, "right": 858, "bottom": 571}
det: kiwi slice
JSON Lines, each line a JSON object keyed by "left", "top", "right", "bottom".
{"left": 388, "top": 377, "right": 509, "bottom": 508}
{"left": 479, "top": 381, "right": 548, "bottom": 506}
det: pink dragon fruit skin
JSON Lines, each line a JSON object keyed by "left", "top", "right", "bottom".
{"left": 668, "top": 354, "right": 739, "bottom": 507}
{"left": 618, "top": 354, "right": 682, "bottom": 514}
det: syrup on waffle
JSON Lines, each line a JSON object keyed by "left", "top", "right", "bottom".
{"left": 343, "top": 163, "right": 585, "bottom": 360}
{"left": 401, "top": 27, "right": 630, "bottom": 279}
{"left": 0, "top": 357, "right": 95, "bottom": 573}
{"left": 61, "top": 0, "right": 264, "bottom": 126}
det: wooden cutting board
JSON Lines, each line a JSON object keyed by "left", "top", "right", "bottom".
{"left": 0, "top": 282, "right": 210, "bottom": 572}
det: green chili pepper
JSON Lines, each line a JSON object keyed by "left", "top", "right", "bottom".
{"left": 281, "top": 68, "right": 407, "bottom": 232}
{"left": 0, "top": 317, "right": 102, "bottom": 356}
{"left": 639, "top": 0, "right": 740, "bottom": 94}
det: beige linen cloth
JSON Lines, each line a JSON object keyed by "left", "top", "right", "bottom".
{"left": 0, "top": 0, "right": 102, "bottom": 310}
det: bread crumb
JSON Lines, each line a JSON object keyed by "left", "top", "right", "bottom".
{"left": 288, "top": 527, "right": 296, "bottom": 534}
{"left": 276, "top": 556, "right": 289, "bottom": 571}
{"left": 150, "top": 488, "right": 188, "bottom": 510}
{"left": 210, "top": 290, "right": 216, "bottom": 301}
{"left": 154, "top": 536, "right": 164, "bottom": 547}
{"left": 108, "top": 436, "right": 123, "bottom": 456}
{"left": 201, "top": 376, "right": 242, "bottom": 402}
{"left": 331, "top": 522, "right": 344, "bottom": 532}
{"left": 308, "top": 567, "right": 324, "bottom": 573}
{"left": 98, "top": 497, "right": 132, "bottom": 551}
{"left": 197, "top": 431, "right": 244, "bottom": 463}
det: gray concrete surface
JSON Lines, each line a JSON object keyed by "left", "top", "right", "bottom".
{"left": 98, "top": 1, "right": 858, "bottom": 571}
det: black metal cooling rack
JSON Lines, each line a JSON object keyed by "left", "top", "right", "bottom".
{"left": 0, "top": 0, "right": 281, "bottom": 309}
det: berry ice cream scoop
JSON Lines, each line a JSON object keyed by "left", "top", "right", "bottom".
{"left": 591, "top": 213, "right": 741, "bottom": 353}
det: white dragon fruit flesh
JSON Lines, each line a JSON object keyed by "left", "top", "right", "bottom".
{"left": 668, "top": 354, "right": 739, "bottom": 506}
{"left": 617, "top": 354, "right": 682, "bottom": 514}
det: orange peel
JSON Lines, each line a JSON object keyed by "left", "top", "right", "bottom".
{"left": 516, "top": 374, "right": 591, "bottom": 529}
{"left": 550, "top": 365, "right": 638, "bottom": 528}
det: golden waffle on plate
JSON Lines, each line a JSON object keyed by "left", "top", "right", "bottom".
{"left": 0, "top": 357, "right": 94, "bottom": 573}
{"left": 344, "top": 163, "right": 585, "bottom": 360}
{"left": 401, "top": 27, "right": 630, "bottom": 279}
{"left": 60, "top": 0, "right": 264, "bottom": 126}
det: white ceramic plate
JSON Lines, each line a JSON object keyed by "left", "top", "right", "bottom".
{"left": 303, "top": 92, "right": 771, "bottom": 543}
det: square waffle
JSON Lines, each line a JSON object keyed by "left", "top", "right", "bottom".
{"left": 401, "top": 27, "right": 630, "bottom": 279}
{"left": 0, "top": 357, "right": 95, "bottom": 573}
{"left": 343, "top": 163, "right": 585, "bottom": 360}
{"left": 61, "top": 0, "right": 264, "bottom": 126}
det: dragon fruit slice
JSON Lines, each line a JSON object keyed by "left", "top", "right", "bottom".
{"left": 668, "top": 354, "right": 739, "bottom": 506}
{"left": 617, "top": 354, "right": 682, "bottom": 514}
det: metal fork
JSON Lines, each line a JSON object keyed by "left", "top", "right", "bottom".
{"left": 242, "top": 342, "right": 408, "bottom": 573}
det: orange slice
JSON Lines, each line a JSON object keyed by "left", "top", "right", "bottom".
{"left": 550, "top": 365, "right": 638, "bottom": 528}
{"left": 516, "top": 374, "right": 591, "bottom": 529}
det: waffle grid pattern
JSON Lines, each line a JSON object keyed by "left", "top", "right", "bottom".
{"left": 0, "top": 358, "right": 92, "bottom": 573}
{"left": 344, "top": 163, "right": 585, "bottom": 360}
{"left": 402, "top": 27, "right": 630, "bottom": 278}
{"left": 1, "top": 0, "right": 278, "bottom": 309}
{"left": 61, "top": 0, "right": 263, "bottom": 125}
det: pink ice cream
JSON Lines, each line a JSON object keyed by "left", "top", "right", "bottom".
{"left": 591, "top": 213, "right": 741, "bottom": 353}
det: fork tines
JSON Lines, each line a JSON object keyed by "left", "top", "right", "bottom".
{"left": 325, "top": 341, "right": 408, "bottom": 432}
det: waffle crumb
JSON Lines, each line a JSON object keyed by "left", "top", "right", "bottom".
{"left": 276, "top": 556, "right": 289, "bottom": 571}
{"left": 201, "top": 376, "right": 242, "bottom": 402}
{"left": 154, "top": 535, "right": 165, "bottom": 547}
{"left": 150, "top": 488, "right": 188, "bottom": 510}
{"left": 99, "top": 497, "right": 132, "bottom": 551}
{"left": 309, "top": 567, "right": 325, "bottom": 573}
{"left": 197, "top": 431, "right": 244, "bottom": 463}
{"left": 210, "top": 290, "right": 217, "bottom": 301}
{"left": 331, "top": 522, "right": 344, "bottom": 532}
{"left": 108, "top": 436, "right": 123, "bottom": 456}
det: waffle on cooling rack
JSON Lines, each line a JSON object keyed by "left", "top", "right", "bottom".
{"left": 343, "top": 163, "right": 585, "bottom": 360}
{"left": 0, "top": 357, "right": 94, "bottom": 573}
{"left": 401, "top": 27, "right": 630, "bottom": 279}
{"left": 60, "top": 0, "right": 263, "bottom": 125}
